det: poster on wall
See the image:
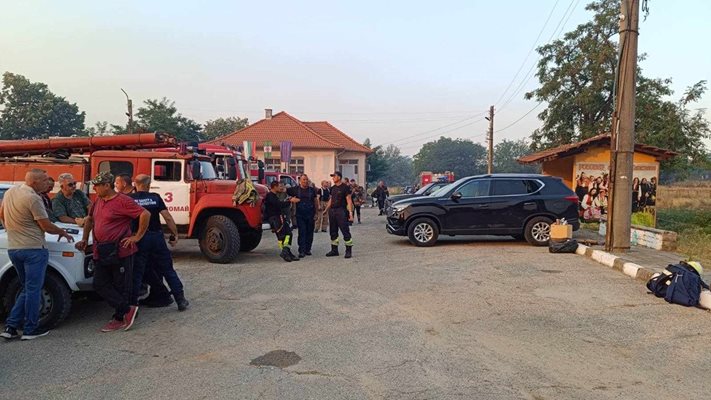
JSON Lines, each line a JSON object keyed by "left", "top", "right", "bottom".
{"left": 574, "top": 162, "right": 658, "bottom": 227}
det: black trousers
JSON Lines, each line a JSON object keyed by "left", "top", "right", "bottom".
{"left": 269, "top": 215, "right": 293, "bottom": 248}
{"left": 93, "top": 255, "right": 133, "bottom": 320}
{"left": 377, "top": 199, "right": 385, "bottom": 212}
{"left": 329, "top": 208, "right": 352, "bottom": 246}
{"left": 354, "top": 206, "right": 361, "bottom": 221}
{"left": 296, "top": 213, "right": 315, "bottom": 253}
{"left": 133, "top": 231, "right": 180, "bottom": 305}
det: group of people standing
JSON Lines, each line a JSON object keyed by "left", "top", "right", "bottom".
{"left": 1, "top": 169, "right": 188, "bottom": 341}
{"left": 575, "top": 172, "right": 658, "bottom": 221}
{"left": 264, "top": 171, "right": 367, "bottom": 262}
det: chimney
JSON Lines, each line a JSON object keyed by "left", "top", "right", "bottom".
{"left": 265, "top": 108, "right": 273, "bottom": 120}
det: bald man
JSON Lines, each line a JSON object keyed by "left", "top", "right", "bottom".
{"left": 1, "top": 170, "right": 73, "bottom": 341}
{"left": 129, "top": 174, "right": 189, "bottom": 311}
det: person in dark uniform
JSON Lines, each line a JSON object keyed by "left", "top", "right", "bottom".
{"left": 287, "top": 174, "right": 319, "bottom": 258}
{"left": 130, "top": 174, "right": 189, "bottom": 311}
{"left": 373, "top": 181, "right": 389, "bottom": 215}
{"left": 264, "top": 181, "right": 301, "bottom": 262}
{"left": 326, "top": 171, "right": 354, "bottom": 259}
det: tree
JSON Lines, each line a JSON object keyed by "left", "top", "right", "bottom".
{"left": 85, "top": 121, "right": 111, "bottom": 137}
{"left": 493, "top": 139, "right": 540, "bottom": 173}
{"left": 380, "top": 144, "right": 414, "bottom": 186}
{"left": 525, "top": 0, "right": 710, "bottom": 164}
{"left": 203, "top": 116, "right": 249, "bottom": 141}
{"left": 364, "top": 138, "right": 388, "bottom": 184}
{"left": 0, "top": 72, "right": 85, "bottom": 139}
{"left": 413, "top": 137, "right": 487, "bottom": 179}
{"left": 112, "top": 97, "right": 202, "bottom": 141}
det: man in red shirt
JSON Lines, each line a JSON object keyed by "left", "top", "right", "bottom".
{"left": 76, "top": 172, "right": 150, "bottom": 332}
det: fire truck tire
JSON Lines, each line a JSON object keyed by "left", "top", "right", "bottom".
{"left": 199, "top": 215, "right": 241, "bottom": 264}
{"left": 239, "top": 229, "right": 262, "bottom": 252}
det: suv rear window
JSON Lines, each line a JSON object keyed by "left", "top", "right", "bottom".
{"left": 491, "top": 179, "right": 533, "bottom": 196}
{"left": 540, "top": 177, "right": 574, "bottom": 195}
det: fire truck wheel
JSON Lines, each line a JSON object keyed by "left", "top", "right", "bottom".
{"left": 199, "top": 215, "right": 241, "bottom": 264}
{"left": 239, "top": 229, "right": 262, "bottom": 252}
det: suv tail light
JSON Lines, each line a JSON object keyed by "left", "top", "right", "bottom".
{"left": 564, "top": 195, "right": 579, "bottom": 204}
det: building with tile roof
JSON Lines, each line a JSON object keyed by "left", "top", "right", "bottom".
{"left": 209, "top": 109, "right": 372, "bottom": 186}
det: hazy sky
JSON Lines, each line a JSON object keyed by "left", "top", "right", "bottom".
{"left": 1, "top": 0, "right": 709, "bottom": 155}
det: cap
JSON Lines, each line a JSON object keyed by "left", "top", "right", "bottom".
{"left": 686, "top": 261, "right": 704, "bottom": 275}
{"left": 329, "top": 171, "right": 342, "bottom": 178}
{"left": 91, "top": 171, "right": 114, "bottom": 185}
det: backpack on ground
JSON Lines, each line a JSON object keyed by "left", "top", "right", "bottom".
{"left": 662, "top": 263, "right": 709, "bottom": 307}
{"left": 646, "top": 273, "right": 673, "bottom": 298}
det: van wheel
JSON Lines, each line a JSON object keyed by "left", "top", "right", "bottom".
{"left": 3, "top": 271, "right": 72, "bottom": 330}
{"left": 407, "top": 218, "right": 439, "bottom": 247}
{"left": 524, "top": 217, "right": 553, "bottom": 246}
{"left": 239, "top": 228, "right": 262, "bottom": 252}
{"left": 199, "top": 215, "right": 241, "bottom": 264}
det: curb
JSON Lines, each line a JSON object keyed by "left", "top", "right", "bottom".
{"left": 574, "top": 244, "right": 711, "bottom": 310}
{"left": 574, "top": 244, "right": 656, "bottom": 282}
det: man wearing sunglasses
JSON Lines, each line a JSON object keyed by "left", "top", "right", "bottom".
{"left": 52, "top": 173, "right": 91, "bottom": 227}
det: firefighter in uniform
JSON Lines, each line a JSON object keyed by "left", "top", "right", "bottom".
{"left": 264, "top": 181, "right": 301, "bottom": 262}
{"left": 325, "top": 171, "right": 354, "bottom": 259}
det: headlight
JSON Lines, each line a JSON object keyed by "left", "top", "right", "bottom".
{"left": 391, "top": 204, "right": 407, "bottom": 214}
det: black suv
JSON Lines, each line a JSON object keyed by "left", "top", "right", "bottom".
{"left": 386, "top": 174, "right": 580, "bottom": 247}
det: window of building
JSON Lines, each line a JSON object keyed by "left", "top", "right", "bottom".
{"left": 98, "top": 161, "right": 134, "bottom": 180}
{"left": 289, "top": 158, "right": 304, "bottom": 175}
{"left": 153, "top": 161, "right": 182, "bottom": 182}
{"left": 264, "top": 158, "right": 281, "bottom": 171}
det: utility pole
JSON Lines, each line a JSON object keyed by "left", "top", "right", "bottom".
{"left": 487, "top": 105, "right": 494, "bottom": 174}
{"left": 121, "top": 88, "right": 133, "bottom": 134}
{"left": 605, "top": 0, "right": 639, "bottom": 252}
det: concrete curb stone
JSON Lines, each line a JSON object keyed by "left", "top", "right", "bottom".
{"left": 574, "top": 243, "right": 711, "bottom": 310}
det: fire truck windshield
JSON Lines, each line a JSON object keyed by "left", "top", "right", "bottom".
{"left": 200, "top": 161, "right": 218, "bottom": 180}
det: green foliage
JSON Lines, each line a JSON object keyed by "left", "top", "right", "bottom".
{"left": 657, "top": 208, "right": 711, "bottom": 266}
{"left": 413, "top": 136, "right": 487, "bottom": 179}
{"left": 203, "top": 116, "right": 249, "bottom": 141}
{"left": 112, "top": 97, "right": 202, "bottom": 141}
{"left": 526, "top": 0, "right": 710, "bottom": 171}
{"left": 84, "top": 121, "right": 111, "bottom": 137}
{"left": 364, "top": 139, "right": 413, "bottom": 186}
{"left": 493, "top": 138, "right": 540, "bottom": 173}
{"left": 631, "top": 211, "right": 655, "bottom": 227}
{"left": 0, "top": 72, "right": 86, "bottom": 139}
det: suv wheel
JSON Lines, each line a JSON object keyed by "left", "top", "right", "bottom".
{"left": 3, "top": 271, "right": 72, "bottom": 330}
{"left": 199, "top": 215, "right": 241, "bottom": 264}
{"left": 524, "top": 217, "right": 553, "bottom": 246}
{"left": 407, "top": 218, "right": 439, "bottom": 247}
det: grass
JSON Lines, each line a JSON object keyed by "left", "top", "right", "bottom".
{"left": 657, "top": 209, "right": 711, "bottom": 267}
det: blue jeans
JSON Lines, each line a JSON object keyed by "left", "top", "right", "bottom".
{"left": 5, "top": 248, "right": 49, "bottom": 335}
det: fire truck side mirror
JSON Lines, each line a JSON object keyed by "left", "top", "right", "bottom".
{"left": 191, "top": 160, "right": 202, "bottom": 180}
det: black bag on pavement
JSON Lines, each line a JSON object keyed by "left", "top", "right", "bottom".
{"left": 548, "top": 239, "right": 578, "bottom": 253}
{"left": 663, "top": 263, "right": 709, "bottom": 307}
{"left": 646, "top": 273, "right": 673, "bottom": 298}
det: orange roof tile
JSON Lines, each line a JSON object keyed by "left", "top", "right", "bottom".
{"left": 209, "top": 111, "right": 371, "bottom": 153}
{"left": 302, "top": 121, "right": 372, "bottom": 153}
{"left": 518, "top": 133, "right": 677, "bottom": 164}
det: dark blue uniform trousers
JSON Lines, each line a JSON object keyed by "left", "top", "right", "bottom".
{"left": 132, "top": 231, "right": 184, "bottom": 305}
{"left": 296, "top": 213, "right": 315, "bottom": 254}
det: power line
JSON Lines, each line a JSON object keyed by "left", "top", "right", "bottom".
{"left": 494, "top": 0, "right": 562, "bottom": 107}
{"left": 494, "top": 101, "right": 544, "bottom": 133}
{"left": 396, "top": 118, "right": 488, "bottom": 150}
{"left": 377, "top": 112, "right": 488, "bottom": 146}
{"left": 496, "top": 0, "right": 581, "bottom": 115}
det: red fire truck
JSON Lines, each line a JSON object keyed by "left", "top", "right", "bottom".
{"left": 0, "top": 133, "right": 263, "bottom": 264}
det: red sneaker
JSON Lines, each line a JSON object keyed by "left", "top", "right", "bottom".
{"left": 101, "top": 319, "right": 125, "bottom": 333}
{"left": 123, "top": 306, "right": 139, "bottom": 331}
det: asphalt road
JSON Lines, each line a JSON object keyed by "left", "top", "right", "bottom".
{"left": 2, "top": 207, "right": 711, "bottom": 400}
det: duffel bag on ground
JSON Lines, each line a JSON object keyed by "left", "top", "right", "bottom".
{"left": 549, "top": 239, "right": 579, "bottom": 253}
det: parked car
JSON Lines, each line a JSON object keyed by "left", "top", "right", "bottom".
{"left": 386, "top": 174, "right": 580, "bottom": 247}
{"left": 385, "top": 181, "right": 451, "bottom": 214}
{"left": 0, "top": 184, "right": 93, "bottom": 330}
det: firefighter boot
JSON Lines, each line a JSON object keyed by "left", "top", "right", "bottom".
{"left": 280, "top": 248, "right": 293, "bottom": 262}
{"left": 174, "top": 292, "right": 190, "bottom": 312}
{"left": 326, "top": 245, "right": 339, "bottom": 257}
{"left": 287, "top": 248, "right": 301, "bottom": 261}
{"left": 344, "top": 246, "right": 352, "bottom": 259}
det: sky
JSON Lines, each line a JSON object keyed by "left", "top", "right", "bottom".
{"left": 1, "top": 0, "right": 709, "bottom": 156}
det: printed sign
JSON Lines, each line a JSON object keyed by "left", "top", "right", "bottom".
{"left": 574, "top": 162, "right": 659, "bottom": 226}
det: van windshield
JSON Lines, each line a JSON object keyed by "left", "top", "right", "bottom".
{"left": 200, "top": 161, "right": 218, "bottom": 180}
